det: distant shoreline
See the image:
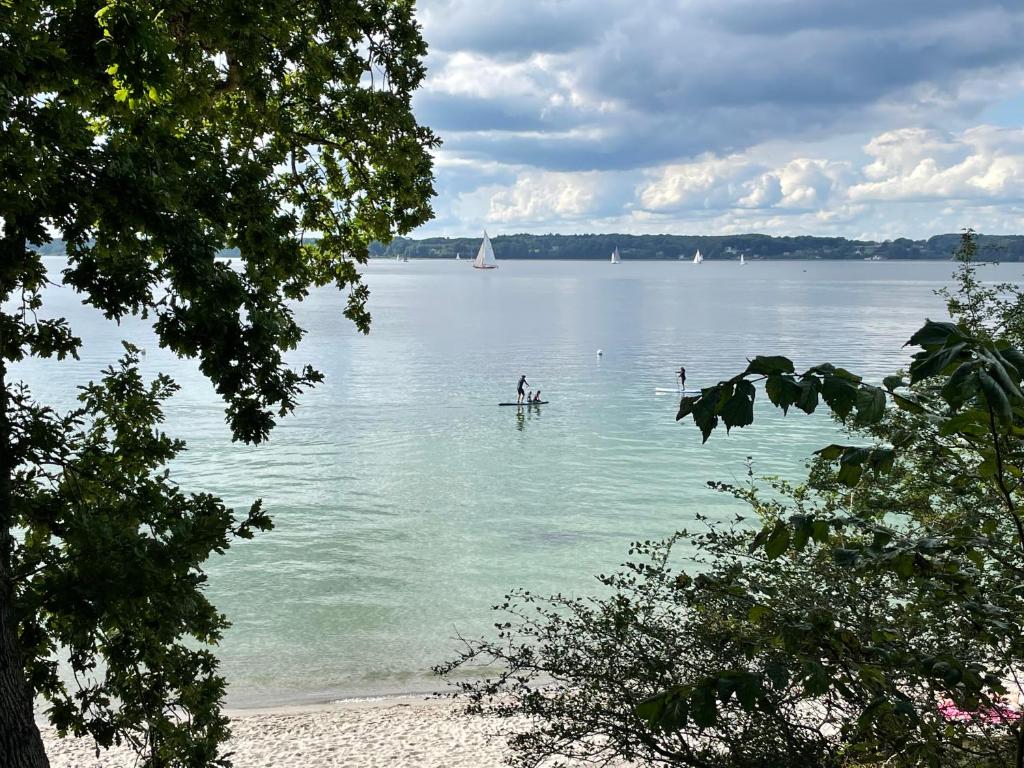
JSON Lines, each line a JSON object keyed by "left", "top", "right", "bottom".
{"left": 371, "top": 255, "right": 965, "bottom": 262}
{"left": 30, "top": 232, "right": 1024, "bottom": 263}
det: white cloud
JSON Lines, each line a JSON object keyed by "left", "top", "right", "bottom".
{"left": 489, "top": 172, "right": 599, "bottom": 222}
{"left": 850, "top": 126, "right": 1024, "bottom": 202}
{"left": 424, "top": 124, "right": 1024, "bottom": 239}
{"left": 638, "top": 155, "right": 755, "bottom": 212}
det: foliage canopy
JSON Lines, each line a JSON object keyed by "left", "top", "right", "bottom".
{"left": 1, "top": 2, "right": 436, "bottom": 765}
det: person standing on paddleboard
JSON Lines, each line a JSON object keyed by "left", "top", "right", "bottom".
{"left": 517, "top": 374, "right": 529, "bottom": 404}
{"left": 678, "top": 366, "right": 686, "bottom": 390}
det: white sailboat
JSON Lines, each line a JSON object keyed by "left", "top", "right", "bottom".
{"left": 473, "top": 231, "right": 498, "bottom": 269}
{"left": 610, "top": 247, "right": 620, "bottom": 264}
{"left": 693, "top": 249, "right": 704, "bottom": 264}
{"left": 455, "top": 252, "right": 461, "bottom": 260}
{"left": 739, "top": 254, "right": 745, "bottom": 265}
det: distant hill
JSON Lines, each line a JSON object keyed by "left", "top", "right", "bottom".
{"left": 370, "top": 233, "right": 1024, "bottom": 262}
{"left": 31, "top": 233, "right": 1024, "bottom": 262}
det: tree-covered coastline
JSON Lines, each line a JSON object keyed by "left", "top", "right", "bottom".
{"left": 32, "top": 233, "right": 1024, "bottom": 262}
{"left": 369, "top": 232, "right": 1024, "bottom": 261}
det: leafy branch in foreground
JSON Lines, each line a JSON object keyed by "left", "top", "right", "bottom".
{"left": 442, "top": 232, "right": 1024, "bottom": 767}
{"left": 3, "top": 2, "right": 436, "bottom": 765}
{"left": 13, "top": 347, "right": 271, "bottom": 767}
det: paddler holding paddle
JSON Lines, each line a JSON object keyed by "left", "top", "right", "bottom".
{"left": 517, "top": 374, "right": 530, "bottom": 404}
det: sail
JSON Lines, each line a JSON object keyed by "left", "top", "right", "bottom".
{"left": 740, "top": 254, "right": 745, "bottom": 265}
{"left": 474, "top": 231, "right": 497, "bottom": 268}
{"left": 693, "top": 249, "right": 703, "bottom": 264}
{"left": 610, "top": 247, "right": 620, "bottom": 264}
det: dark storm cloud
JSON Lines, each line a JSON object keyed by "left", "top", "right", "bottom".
{"left": 418, "top": 0, "right": 1024, "bottom": 170}
{"left": 420, "top": 0, "right": 604, "bottom": 56}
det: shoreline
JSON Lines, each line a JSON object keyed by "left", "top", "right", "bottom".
{"left": 42, "top": 694, "right": 516, "bottom": 768}
{"left": 223, "top": 690, "right": 452, "bottom": 716}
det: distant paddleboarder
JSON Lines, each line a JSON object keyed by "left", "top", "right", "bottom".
{"left": 517, "top": 374, "right": 530, "bottom": 404}
{"left": 678, "top": 366, "right": 687, "bottom": 390}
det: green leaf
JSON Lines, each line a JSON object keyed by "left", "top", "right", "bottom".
{"left": 795, "top": 377, "right": 820, "bottom": 414}
{"left": 765, "top": 374, "right": 799, "bottom": 413}
{"left": 909, "top": 342, "right": 966, "bottom": 383}
{"left": 834, "top": 548, "right": 859, "bottom": 566}
{"left": 745, "top": 355, "right": 795, "bottom": 376}
{"left": 721, "top": 380, "right": 756, "bottom": 432}
{"left": 676, "top": 395, "right": 699, "bottom": 421}
{"left": 937, "top": 409, "right": 987, "bottom": 437}
{"left": 891, "top": 392, "right": 925, "bottom": 414}
{"left": 985, "top": 359, "right": 1024, "bottom": 403}
{"left": 748, "top": 605, "right": 772, "bottom": 623}
{"left": 1000, "top": 346, "right": 1024, "bottom": 377}
{"left": 941, "top": 362, "right": 979, "bottom": 409}
{"left": 764, "top": 523, "right": 791, "bottom": 560}
{"left": 853, "top": 386, "right": 886, "bottom": 425}
{"left": 979, "top": 369, "right": 1013, "bottom": 427}
{"left": 816, "top": 444, "right": 845, "bottom": 460}
{"left": 765, "top": 663, "right": 790, "bottom": 691}
{"left": 906, "top": 320, "right": 962, "bottom": 349}
{"left": 691, "top": 683, "right": 717, "bottom": 728}
{"left": 882, "top": 375, "right": 905, "bottom": 391}
{"left": 747, "top": 526, "right": 771, "bottom": 553}
{"left": 691, "top": 386, "right": 724, "bottom": 443}
{"left": 822, "top": 376, "right": 858, "bottom": 418}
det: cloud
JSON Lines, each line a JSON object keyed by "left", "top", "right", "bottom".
{"left": 418, "top": 1, "right": 1024, "bottom": 167}
{"left": 409, "top": 1, "right": 1024, "bottom": 237}
{"left": 850, "top": 126, "right": 1024, "bottom": 202}
{"left": 422, "top": 125, "right": 1024, "bottom": 239}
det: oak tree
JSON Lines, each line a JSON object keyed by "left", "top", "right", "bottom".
{"left": 1, "top": 1, "right": 436, "bottom": 765}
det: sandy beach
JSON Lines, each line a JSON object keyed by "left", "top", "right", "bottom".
{"left": 41, "top": 697, "right": 514, "bottom": 768}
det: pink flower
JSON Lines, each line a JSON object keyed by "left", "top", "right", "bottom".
{"left": 938, "top": 699, "right": 1021, "bottom": 724}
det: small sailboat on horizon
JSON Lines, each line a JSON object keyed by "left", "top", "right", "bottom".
{"left": 473, "top": 231, "right": 498, "bottom": 269}
{"left": 740, "top": 254, "right": 745, "bottom": 265}
{"left": 610, "top": 247, "right": 621, "bottom": 264}
{"left": 693, "top": 249, "right": 704, "bottom": 264}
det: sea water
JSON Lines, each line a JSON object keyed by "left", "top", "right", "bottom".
{"left": 13, "top": 258, "right": 1022, "bottom": 705}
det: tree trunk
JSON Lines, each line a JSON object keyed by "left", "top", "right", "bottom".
{"left": 0, "top": 360, "right": 50, "bottom": 768}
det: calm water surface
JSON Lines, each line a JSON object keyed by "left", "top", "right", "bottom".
{"left": 15, "top": 258, "right": 1023, "bottom": 705}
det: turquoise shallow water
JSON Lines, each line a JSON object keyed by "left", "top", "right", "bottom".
{"left": 13, "top": 258, "right": 1023, "bottom": 706}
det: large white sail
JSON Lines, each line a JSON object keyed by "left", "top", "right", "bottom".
{"left": 474, "top": 231, "right": 498, "bottom": 269}
{"left": 740, "top": 254, "right": 745, "bottom": 265}
{"left": 610, "top": 247, "right": 620, "bottom": 264}
{"left": 693, "top": 249, "right": 704, "bottom": 264}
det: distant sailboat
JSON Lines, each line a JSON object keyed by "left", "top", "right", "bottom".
{"left": 693, "top": 249, "right": 704, "bottom": 264}
{"left": 739, "top": 254, "right": 745, "bottom": 265}
{"left": 610, "top": 247, "right": 621, "bottom": 264}
{"left": 473, "top": 231, "right": 498, "bottom": 269}
{"left": 455, "top": 252, "right": 461, "bottom": 260}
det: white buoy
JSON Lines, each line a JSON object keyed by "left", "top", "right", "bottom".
{"left": 596, "top": 349, "right": 603, "bottom": 357}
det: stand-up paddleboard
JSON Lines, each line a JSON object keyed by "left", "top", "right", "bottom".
{"left": 499, "top": 401, "right": 548, "bottom": 406}
{"left": 655, "top": 388, "right": 702, "bottom": 395}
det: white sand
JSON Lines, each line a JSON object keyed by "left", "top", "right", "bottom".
{"left": 40, "top": 697, "right": 516, "bottom": 768}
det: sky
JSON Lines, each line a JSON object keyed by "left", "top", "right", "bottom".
{"left": 409, "top": 0, "right": 1024, "bottom": 240}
